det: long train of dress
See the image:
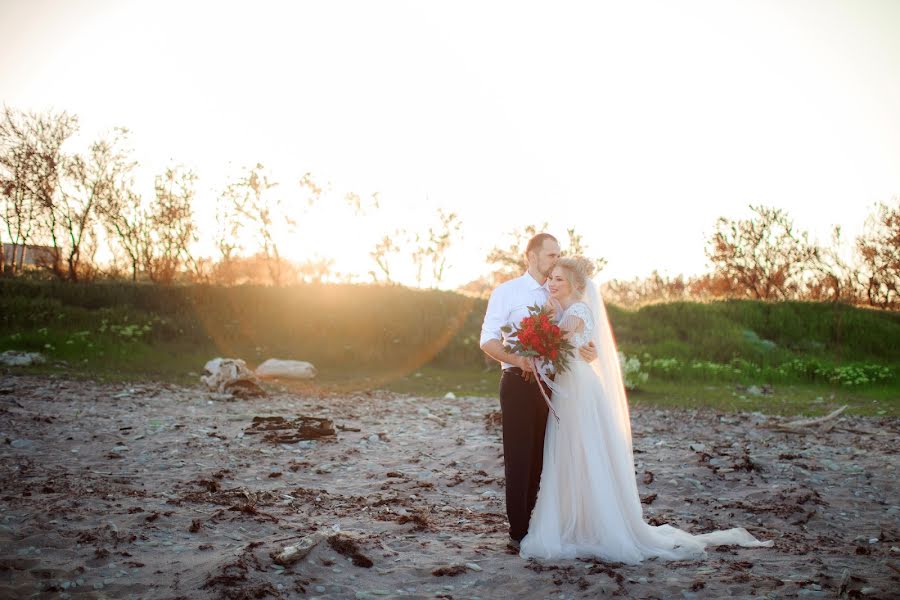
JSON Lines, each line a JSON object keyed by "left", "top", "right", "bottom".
{"left": 520, "top": 354, "right": 773, "bottom": 564}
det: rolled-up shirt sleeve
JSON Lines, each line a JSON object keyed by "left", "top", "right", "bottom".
{"left": 480, "top": 288, "right": 506, "bottom": 347}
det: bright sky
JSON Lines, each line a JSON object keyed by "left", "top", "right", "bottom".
{"left": 2, "top": 0, "right": 899, "bottom": 288}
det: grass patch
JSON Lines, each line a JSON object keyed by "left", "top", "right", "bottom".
{"left": 1, "top": 279, "right": 898, "bottom": 415}
{"left": 631, "top": 379, "right": 899, "bottom": 417}
{"left": 5, "top": 360, "right": 896, "bottom": 417}
{"left": 286, "top": 369, "right": 899, "bottom": 417}
{"left": 210, "top": 364, "right": 499, "bottom": 398}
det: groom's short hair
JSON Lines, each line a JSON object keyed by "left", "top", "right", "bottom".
{"left": 526, "top": 233, "right": 558, "bottom": 256}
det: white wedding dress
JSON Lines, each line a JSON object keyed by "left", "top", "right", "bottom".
{"left": 520, "top": 282, "right": 772, "bottom": 564}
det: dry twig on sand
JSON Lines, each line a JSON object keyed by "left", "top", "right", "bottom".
{"left": 764, "top": 405, "right": 848, "bottom": 433}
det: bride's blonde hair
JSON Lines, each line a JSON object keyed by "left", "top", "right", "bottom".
{"left": 555, "top": 256, "right": 595, "bottom": 295}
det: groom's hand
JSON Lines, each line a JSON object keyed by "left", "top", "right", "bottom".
{"left": 516, "top": 355, "right": 535, "bottom": 381}
{"left": 579, "top": 341, "right": 597, "bottom": 362}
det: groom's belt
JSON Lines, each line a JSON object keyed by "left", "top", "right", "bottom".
{"left": 503, "top": 367, "right": 555, "bottom": 381}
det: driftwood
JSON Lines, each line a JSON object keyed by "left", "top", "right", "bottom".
{"left": 765, "top": 405, "right": 848, "bottom": 433}
{"left": 838, "top": 569, "right": 850, "bottom": 597}
{"left": 201, "top": 358, "right": 266, "bottom": 399}
{"left": 244, "top": 415, "right": 336, "bottom": 443}
{"left": 271, "top": 531, "right": 327, "bottom": 566}
{"left": 270, "top": 531, "right": 372, "bottom": 568}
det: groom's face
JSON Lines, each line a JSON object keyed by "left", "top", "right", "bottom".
{"left": 531, "top": 239, "right": 561, "bottom": 278}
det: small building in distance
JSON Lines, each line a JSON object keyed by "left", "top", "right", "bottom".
{"left": 2, "top": 243, "right": 55, "bottom": 269}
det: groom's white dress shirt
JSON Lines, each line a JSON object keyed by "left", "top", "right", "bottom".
{"left": 480, "top": 272, "right": 551, "bottom": 370}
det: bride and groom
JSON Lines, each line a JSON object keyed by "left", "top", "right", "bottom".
{"left": 480, "top": 233, "right": 772, "bottom": 563}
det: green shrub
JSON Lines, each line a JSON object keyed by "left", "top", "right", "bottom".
{"left": 1, "top": 279, "right": 897, "bottom": 384}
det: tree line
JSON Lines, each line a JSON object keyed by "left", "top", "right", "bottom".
{"left": 598, "top": 204, "right": 899, "bottom": 309}
{"left": 0, "top": 106, "right": 462, "bottom": 287}
{"left": 1, "top": 106, "right": 898, "bottom": 309}
{"left": 468, "top": 202, "right": 899, "bottom": 310}
{"left": 456, "top": 204, "right": 898, "bottom": 311}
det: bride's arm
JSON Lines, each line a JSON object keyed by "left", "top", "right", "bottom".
{"left": 559, "top": 311, "right": 597, "bottom": 362}
{"left": 558, "top": 314, "right": 585, "bottom": 340}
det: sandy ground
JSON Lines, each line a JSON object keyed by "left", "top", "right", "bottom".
{"left": 0, "top": 373, "right": 898, "bottom": 600}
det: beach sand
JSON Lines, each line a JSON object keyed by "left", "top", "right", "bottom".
{"left": 0, "top": 373, "right": 897, "bottom": 599}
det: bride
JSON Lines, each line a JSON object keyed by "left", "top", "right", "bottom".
{"left": 519, "top": 256, "right": 773, "bottom": 563}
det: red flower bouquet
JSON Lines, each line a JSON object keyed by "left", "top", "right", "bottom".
{"left": 501, "top": 304, "right": 574, "bottom": 422}
{"left": 501, "top": 303, "right": 575, "bottom": 374}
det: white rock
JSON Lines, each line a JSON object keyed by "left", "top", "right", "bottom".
{"left": 465, "top": 562, "right": 483, "bottom": 572}
{"left": 443, "top": 392, "right": 457, "bottom": 400}
{"left": 0, "top": 351, "right": 45, "bottom": 366}
{"left": 255, "top": 359, "right": 318, "bottom": 380}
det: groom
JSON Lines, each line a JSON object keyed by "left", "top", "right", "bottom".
{"left": 480, "top": 233, "right": 597, "bottom": 548}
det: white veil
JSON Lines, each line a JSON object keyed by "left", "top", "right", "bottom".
{"left": 522, "top": 275, "right": 774, "bottom": 562}
{"left": 583, "top": 277, "right": 634, "bottom": 451}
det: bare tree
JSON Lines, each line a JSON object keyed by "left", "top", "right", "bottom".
{"left": 804, "top": 226, "right": 860, "bottom": 304}
{"left": 141, "top": 166, "right": 199, "bottom": 283}
{"left": 213, "top": 187, "right": 244, "bottom": 284}
{"left": 220, "top": 164, "right": 295, "bottom": 285}
{"left": 485, "top": 222, "right": 550, "bottom": 283}
{"left": 57, "top": 128, "right": 135, "bottom": 281}
{"left": 101, "top": 173, "right": 151, "bottom": 283}
{"left": 408, "top": 209, "right": 463, "bottom": 287}
{"left": 0, "top": 146, "right": 35, "bottom": 273}
{"left": 369, "top": 233, "right": 401, "bottom": 283}
{"left": 410, "top": 231, "right": 427, "bottom": 287}
{"left": 343, "top": 190, "right": 380, "bottom": 215}
{"left": 705, "top": 205, "right": 818, "bottom": 300}
{"left": 602, "top": 271, "right": 692, "bottom": 307}
{"left": 856, "top": 198, "right": 900, "bottom": 309}
{"left": 0, "top": 108, "right": 32, "bottom": 273}
{"left": 425, "top": 209, "right": 461, "bottom": 286}
{"left": 299, "top": 172, "right": 324, "bottom": 205}
{"left": 296, "top": 256, "right": 335, "bottom": 283}
{"left": 485, "top": 223, "right": 606, "bottom": 285}
{"left": 561, "top": 227, "right": 608, "bottom": 274}
{"left": 212, "top": 169, "right": 334, "bottom": 286}
{"left": 0, "top": 107, "right": 78, "bottom": 275}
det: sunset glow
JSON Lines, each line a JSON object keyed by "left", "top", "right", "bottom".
{"left": 2, "top": 0, "right": 899, "bottom": 287}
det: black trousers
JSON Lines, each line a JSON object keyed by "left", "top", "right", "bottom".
{"left": 499, "top": 368, "right": 550, "bottom": 542}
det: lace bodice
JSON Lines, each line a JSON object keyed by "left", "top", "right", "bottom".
{"left": 561, "top": 301, "right": 594, "bottom": 348}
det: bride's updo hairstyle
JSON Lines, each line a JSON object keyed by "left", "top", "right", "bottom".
{"left": 556, "top": 256, "right": 596, "bottom": 296}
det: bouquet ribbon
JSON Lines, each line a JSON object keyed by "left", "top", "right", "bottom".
{"left": 532, "top": 358, "right": 560, "bottom": 423}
